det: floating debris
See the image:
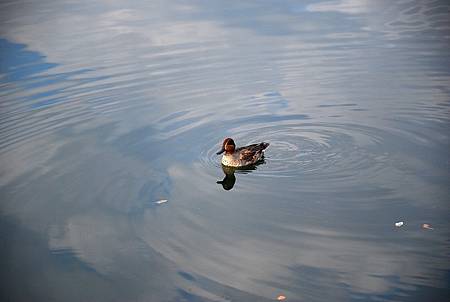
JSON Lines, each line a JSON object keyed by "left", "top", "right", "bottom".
{"left": 394, "top": 221, "right": 404, "bottom": 227}
{"left": 422, "top": 223, "right": 433, "bottom": 230}
{"left": 276, "top": 295, "right": 286, "bottom": 301}
{"left": 154, "top": 199, "right": 168, "bottom": 205}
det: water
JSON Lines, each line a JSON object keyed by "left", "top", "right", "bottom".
{"left": 1, "top": 1, "right": 449, "bottom": 301}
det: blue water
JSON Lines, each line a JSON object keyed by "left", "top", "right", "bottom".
{"left": 1, "top": 1, "right": 449, "bottom": 301}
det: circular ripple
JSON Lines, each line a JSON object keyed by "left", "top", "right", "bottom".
{"left": 199, "top": 119, "right": 394, "bottom": 186}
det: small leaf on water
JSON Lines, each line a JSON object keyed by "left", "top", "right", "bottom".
{"left": 155, "top": 199, "right": 168, "bottom": 205}
{"left": 422, "top": 223, "right": 433, "bottom": 230}
{"left": 277, "top": 295, "right": 286, "bottom": 300}
{"left": 395, "top": 221, "right": 404, "bottom": 227}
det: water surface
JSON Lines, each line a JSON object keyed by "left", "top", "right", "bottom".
{"left": 1, "top": 1, "right": 449, "bottom": 301}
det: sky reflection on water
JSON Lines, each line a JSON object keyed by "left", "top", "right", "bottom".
{"left": 1, "top": 0, "right": 449, "bottom": 301}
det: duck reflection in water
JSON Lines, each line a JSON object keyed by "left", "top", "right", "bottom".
{"left": 216, "top": 162, "right": 264, "bottom": 191}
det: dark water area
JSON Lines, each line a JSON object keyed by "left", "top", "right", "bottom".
{"left": 1, "top": 1, "right": 449, "bottom": 301}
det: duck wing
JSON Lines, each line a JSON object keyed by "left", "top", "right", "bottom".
{"left": 238, "top": 142, "right": 269, "bottom": 161}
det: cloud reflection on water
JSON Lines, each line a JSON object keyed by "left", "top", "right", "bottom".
{"left": 0, "top": 0, "right": 449, "bottom": 301}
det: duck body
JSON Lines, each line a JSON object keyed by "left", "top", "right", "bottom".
{"left": 217, "top": 138, "right": 269, "bottom": 167}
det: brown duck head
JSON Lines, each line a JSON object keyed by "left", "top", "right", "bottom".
{"left": 216, "top": 138, "right": 235, "bottom": 155}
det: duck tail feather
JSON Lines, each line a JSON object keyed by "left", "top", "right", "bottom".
{"left": 260, "top": 142, "right": 270, "bottom": 149}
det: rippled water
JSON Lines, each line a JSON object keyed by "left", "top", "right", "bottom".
{"left": 1, "top": 1, "right": 449, "bottom": 301}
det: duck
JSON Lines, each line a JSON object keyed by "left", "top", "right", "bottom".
{"left": 216, "top": 138, "right": 269, "bottom": 167}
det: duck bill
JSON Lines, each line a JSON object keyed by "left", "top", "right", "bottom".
{"left": 216, "top": 148, "right": 225, "bottom": 155}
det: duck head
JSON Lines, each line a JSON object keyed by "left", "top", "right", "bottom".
{"left": 216, "top": 138, "right": 235, "bottom": 155}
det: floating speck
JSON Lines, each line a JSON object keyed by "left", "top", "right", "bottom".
{"left": 155, "top": 199, "right": 168, "bottom": 205}
{"left": 422, "top": 223, "right": 433, "bottom": 230}
{"left": 395, "top": 221, "right": 404, "bottom": 227}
